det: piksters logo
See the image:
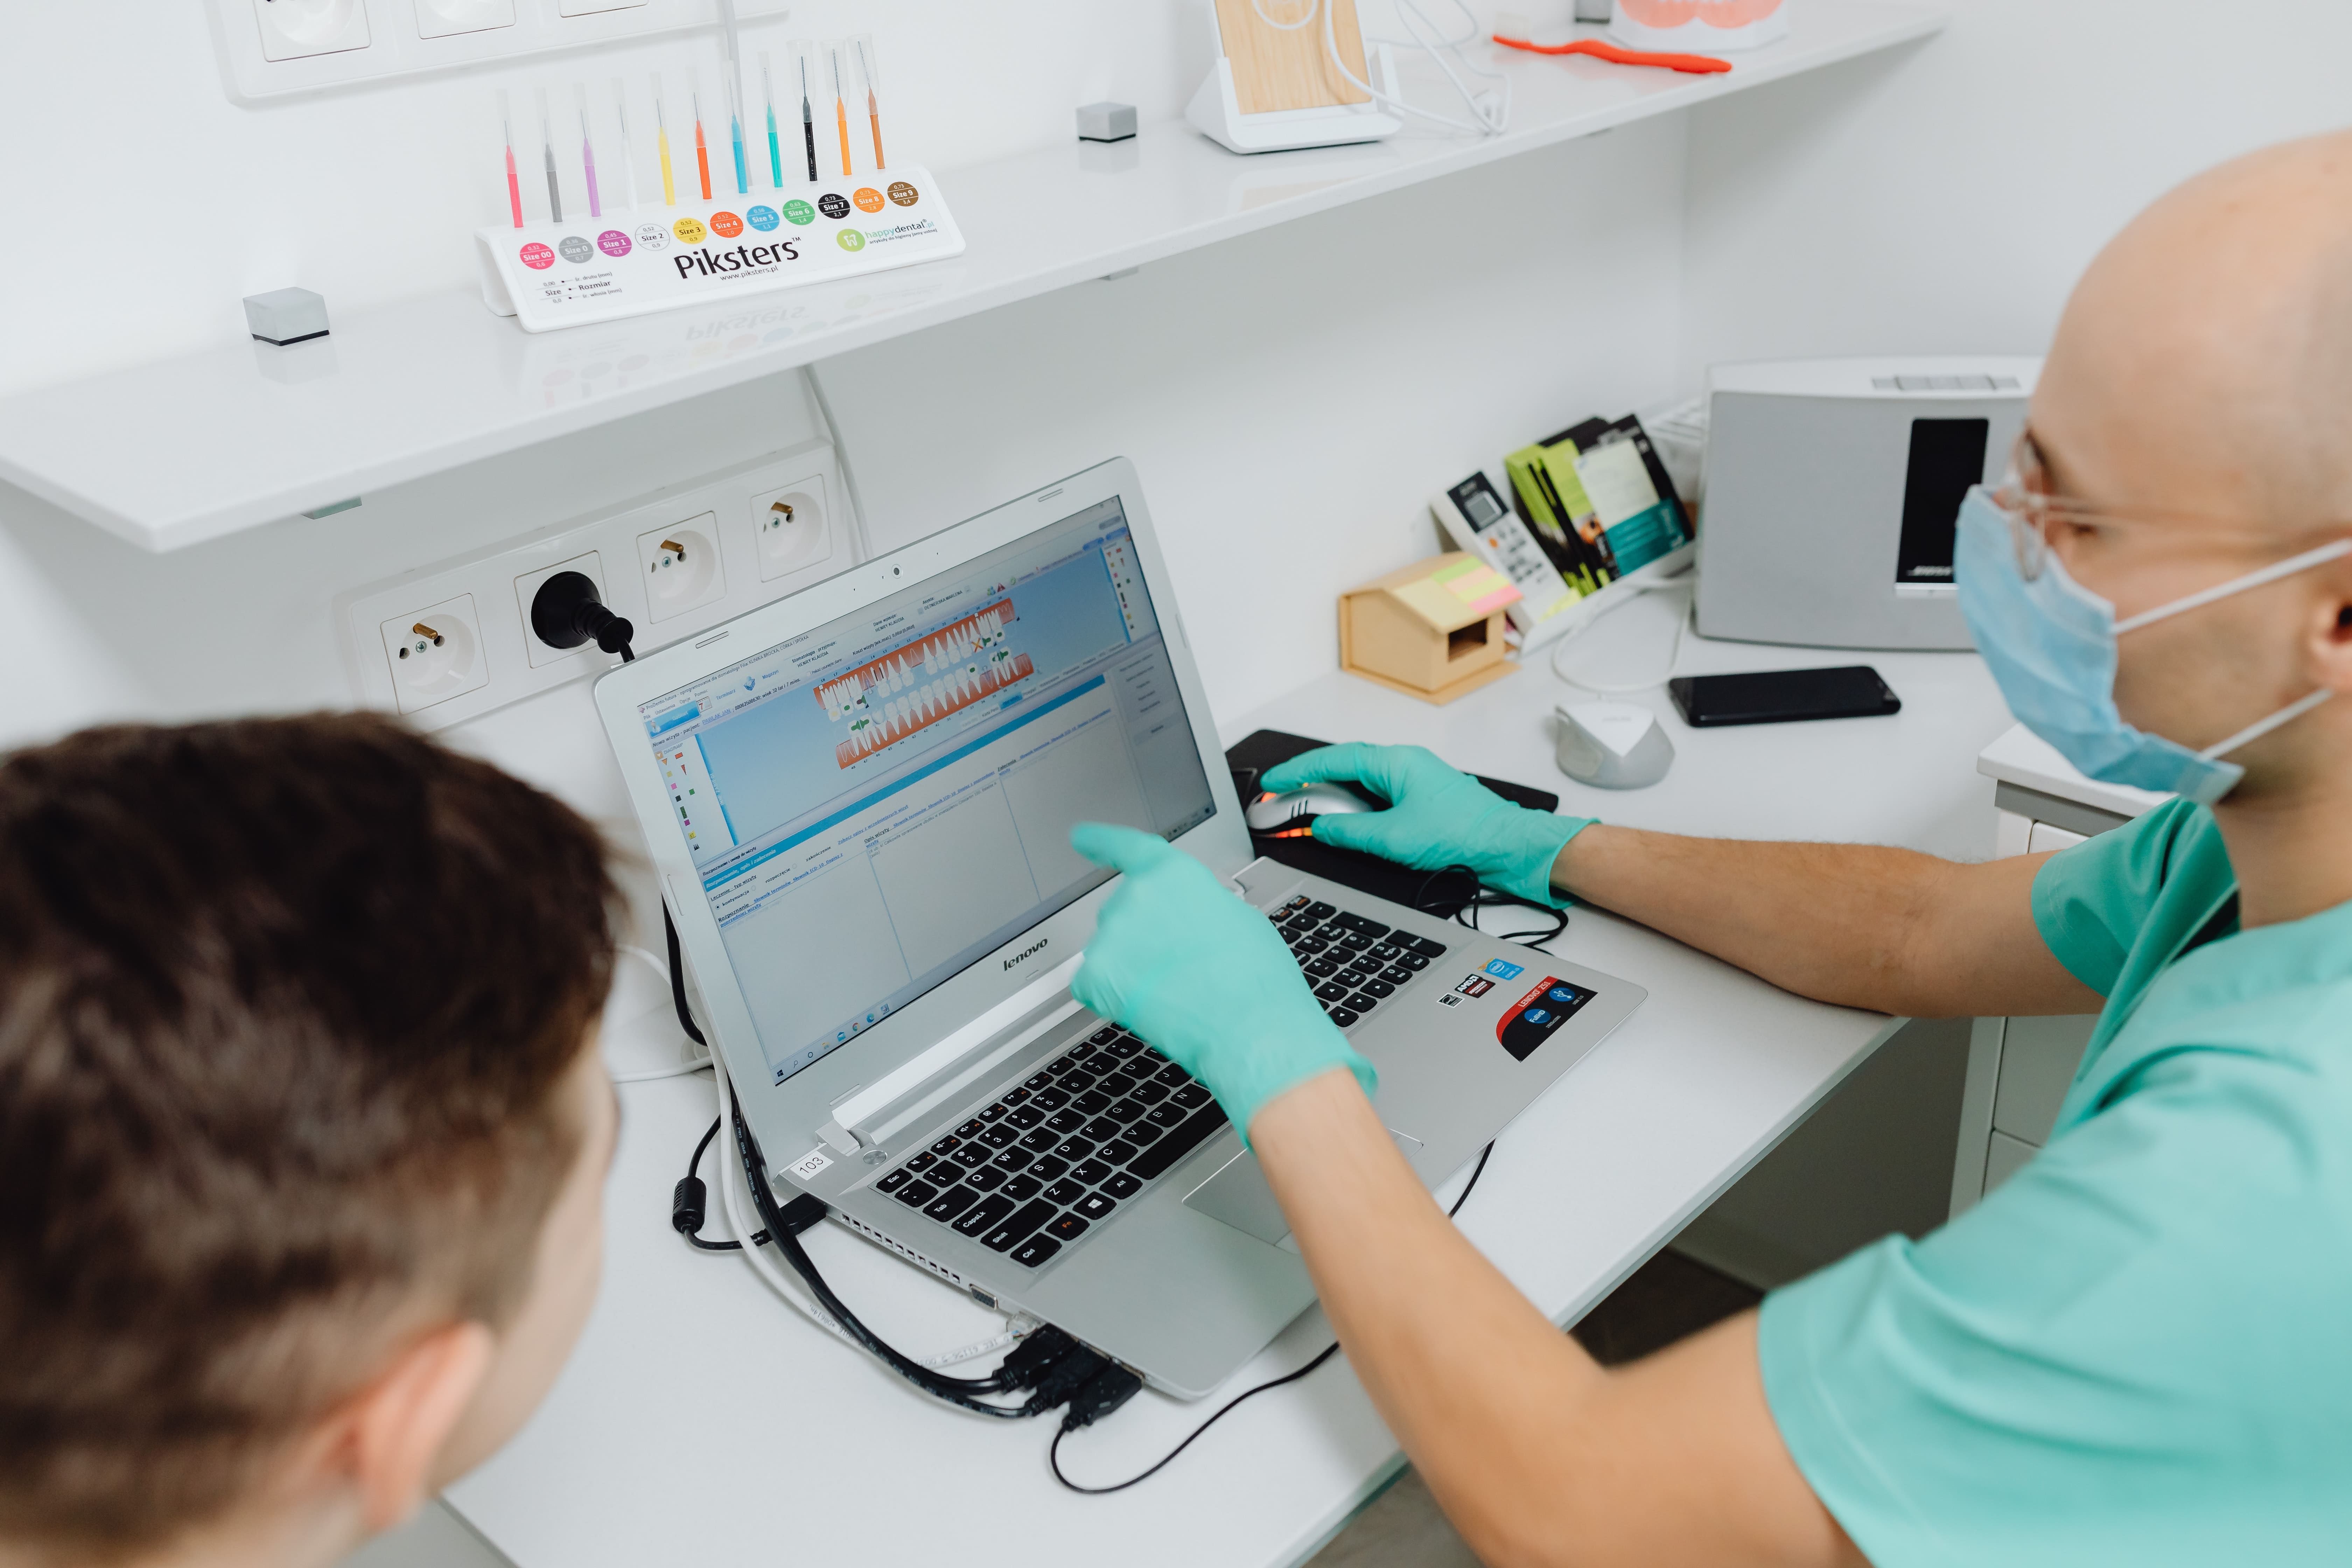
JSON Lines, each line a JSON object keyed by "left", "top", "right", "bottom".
{"left": 673, "top": 238, "right": 800, "bottom": 280}
{"left": 1002, "top": 937, "right": 1049, "bottom": 972}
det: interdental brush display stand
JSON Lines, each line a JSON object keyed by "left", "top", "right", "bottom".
{"left": 477, "top": 170, "right": 963, "bottom": 332}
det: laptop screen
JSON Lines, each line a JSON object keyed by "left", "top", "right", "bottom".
{"left": 636, "top": 497, "right": 1216, "bottom": 1084}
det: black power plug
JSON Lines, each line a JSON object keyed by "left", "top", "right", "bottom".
{"left": 531, "top": 570, "right": 636, "bottom": 658}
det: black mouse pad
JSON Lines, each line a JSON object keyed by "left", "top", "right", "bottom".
{"left": 1222, "top": 730, "right": 1560, "bottom": 919}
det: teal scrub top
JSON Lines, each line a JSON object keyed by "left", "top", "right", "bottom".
{"left": 1757, "top": 799, "right": 2352, "bottom": 1565}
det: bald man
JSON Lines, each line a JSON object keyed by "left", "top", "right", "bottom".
{"left": 1064, "top": 132, "right": 2352, "bottom": 1566}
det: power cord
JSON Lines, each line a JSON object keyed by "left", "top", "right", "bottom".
{"left": 1049, "top": 1140, "right": 1494, "bottom": 1493}
{"left": 1548, "top": 577, "right": 1693, "bottom": 696}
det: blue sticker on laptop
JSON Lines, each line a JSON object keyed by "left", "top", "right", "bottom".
{"left": 1484, "top": 959, "right": 1524, "bottom": 980}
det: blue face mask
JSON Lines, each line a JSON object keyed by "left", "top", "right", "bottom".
{"left": 1955, "top": 486, "right": 2348, "bottom": 806}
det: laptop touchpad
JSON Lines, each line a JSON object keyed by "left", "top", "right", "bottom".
{"left": 1183, "top": 1129, "right": 1426, "bottom": 1247}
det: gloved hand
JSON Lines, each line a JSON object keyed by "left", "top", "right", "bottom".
{"left": 1069, "top": 823, "right": 1376, "bottom": 1140}
{"left": 1261, "top": 743, "right": 1596, "bottom": 907}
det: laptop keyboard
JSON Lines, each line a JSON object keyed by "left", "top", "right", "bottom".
{"left": 1270, "top": 895, "right": 1447, "bottom": 1028}
{"left": 864, "top": 897, "right": 1445, "bottom": 1271}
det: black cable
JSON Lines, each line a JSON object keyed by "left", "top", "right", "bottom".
{"left": 1410, "top": 863, "right": 1568, "bottom": 952}
{"left": 1050, "top": 1139, "right": 1496, "bottom": 1494}
{"left": 676, "top": 1116, "right": 764, "bottom": 1251}
{"left": 662, "top": 903, "right": 709, "bottom": 1049}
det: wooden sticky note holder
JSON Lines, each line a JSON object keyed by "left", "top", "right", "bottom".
{"left": 1339, "top": 553, "right": 1522, "bottom": 705}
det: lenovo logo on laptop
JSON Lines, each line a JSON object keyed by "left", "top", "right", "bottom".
{"left": 1002, "top": 937, "right": 1049, "bottom": 972}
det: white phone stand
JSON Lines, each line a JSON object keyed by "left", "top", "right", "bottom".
{"left": 1185, "top": 42, "right": 1402, "bottom": 153}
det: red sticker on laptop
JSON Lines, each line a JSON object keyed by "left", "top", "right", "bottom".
{"left": 1496, "top": 978, "right": 1598, "bottom": 1061}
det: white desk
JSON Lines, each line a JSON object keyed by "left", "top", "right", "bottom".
{"left": 445, "top": 592, "right": 2015, "bottom": 1568}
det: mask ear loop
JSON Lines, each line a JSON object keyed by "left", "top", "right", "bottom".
{"left": 2114, "top": 538, "right": 2352, "bottom": 634}
{"left": 2196, "top": 687, "right": 2336, "bottom": 763}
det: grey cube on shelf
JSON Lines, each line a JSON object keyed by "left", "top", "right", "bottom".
{"left": 244, "top": 287, "right": 331, "bottom": 346}
{"left": 1076, "top": 102, "right": 1137, "bottom": 144}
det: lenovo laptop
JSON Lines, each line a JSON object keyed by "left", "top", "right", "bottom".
{"left": 594, "top": 458, "right": 1645, "bottom": 1397}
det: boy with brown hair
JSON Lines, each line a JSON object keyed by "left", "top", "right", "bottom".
{"left": 0, "top": 714, "right": 624, "bottom": 1568}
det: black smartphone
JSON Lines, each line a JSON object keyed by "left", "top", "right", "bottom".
{"left": 1667, "top": 666, "right": 1902, "bottom": 728}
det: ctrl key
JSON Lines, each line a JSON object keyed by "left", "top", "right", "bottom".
{"left": 1009, "top": 1234, "right": 1062, "bottom": 1268}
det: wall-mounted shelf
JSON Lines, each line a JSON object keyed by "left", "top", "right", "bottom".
{"left": 0, "top": 2, "right": 1946, "bottom": 553}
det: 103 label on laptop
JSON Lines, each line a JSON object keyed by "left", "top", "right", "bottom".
{"left": 475, "top": 168, "right": 966, "bottom": 332}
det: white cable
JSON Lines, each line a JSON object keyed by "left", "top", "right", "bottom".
{"left": 1251, "top": 0, "right": 1320, "bottom": 29}
{"left": 608, "top": 943, "right": 714, "bottom": 1083}
{"left": 1322, "top": 0, "right": 1510, "bottom": 135}
{"left": 1548, "top": 579, "right": 1694, "bottom": 695}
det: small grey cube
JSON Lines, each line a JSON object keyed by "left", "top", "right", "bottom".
{"left": 1076, "top": 102, "right": 1137, "bottom": 144}
{"left": 244, "top": 287, "right": 330, "bottom": 346}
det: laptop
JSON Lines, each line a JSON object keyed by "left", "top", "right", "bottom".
{"left": 594, "top": 458, "right": 1646, "bottom": 1397}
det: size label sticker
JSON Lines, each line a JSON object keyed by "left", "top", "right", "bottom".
{"left": 787, "top": 1148, "right": 835, "bottom": 1182}
{"left": 853, "top": 186, "right": 885, "bottom": 213}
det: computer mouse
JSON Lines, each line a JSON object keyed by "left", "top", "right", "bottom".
{"left": 1245, "top": 782, "right": 1378, "bottom": 834}
{"left": 1554, "top": 700, "right": 1675, "bottom": 790}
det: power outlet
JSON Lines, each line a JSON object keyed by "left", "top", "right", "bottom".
{"left": 513, "top": 552, "right": 610, "bottom": 668}
{"left": 637, "top": 512, "right": 727, "bottom": 623}
{"left": 750, "top": 476, "right": 832, "bottom": 582}
{"left": 378, "top": 594, "right": 491, "bottom": 714}
{"left": 412, "top": 0, "right": 515, "bottom": 38}
{"left": 251, "top": 0, "right": 371, "bottom": 60}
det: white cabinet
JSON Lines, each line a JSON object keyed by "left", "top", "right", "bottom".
{"left": 1954, "top": 728, "right": 2166, "bottom": 1214}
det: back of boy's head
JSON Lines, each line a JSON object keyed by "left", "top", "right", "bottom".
{"left": 0, "top": 714, "right": 618, "bottom": 1561}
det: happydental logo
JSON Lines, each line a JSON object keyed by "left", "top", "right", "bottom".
{"left": 837, "top": 229, "right": 866, "bottom": 252}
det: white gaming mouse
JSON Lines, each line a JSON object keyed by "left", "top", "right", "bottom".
{"left": 1554, "top": 700, "right": 1675, "bottom": 790}
{"left": 1245, "top": 782, "right": 1377, "bottom": 833}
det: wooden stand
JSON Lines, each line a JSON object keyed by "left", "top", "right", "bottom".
{"left": 1339, "top": 553, "right": 1522, "bottom": 706}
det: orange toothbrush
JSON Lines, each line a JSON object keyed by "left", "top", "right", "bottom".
{"left": 1492, "top": 34, "right": 1731, "bottom": 73}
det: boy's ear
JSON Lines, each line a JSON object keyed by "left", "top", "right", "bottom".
{"left": 339, "top": 1322, "right": 499, "bottom": 1533}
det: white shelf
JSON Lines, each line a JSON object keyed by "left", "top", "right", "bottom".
{"left": 0, "top": 2, "right": 1947, "bottom": 552}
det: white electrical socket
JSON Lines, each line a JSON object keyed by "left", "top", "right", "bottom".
{"left": 336, "top": 441, "right": 852, "bottom": 734}
{"left": 637, "top": 512, "right": 727, "bottom": 623}
{"left": 250, "top": 0, "right": 371, "bottom": 60}
{"left": 750, "top": 477, "right": 833, "bottom": 582}
{"left": 513, "top": 551, "right": 611, "bottom": 669}
{"left": 412, "top": 0, "right": 515, "bottom": 39}
{"left": 378, "top": 594, "right": 492, "bottom": 714}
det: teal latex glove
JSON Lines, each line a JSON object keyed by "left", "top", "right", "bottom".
{"left": 1069, "top": 822, "right": 1375, "bottom": 1139}
{"left": 1261, "top": 742, "right": 1595, "bottom": 907}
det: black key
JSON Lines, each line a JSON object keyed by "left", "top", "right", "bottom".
{"left": 979, "top": 1103, "right": 1009, "bottom": 1122}
{"left": 1347, "top": 993, "right": 1380, "bottom": 1013}
{"left": 896, "top": 1178, "right": 940, "bottom": 1206}
{"left": 1103, "top": 1171, "right": 1143, "bottom": 1199}
{"left": 979, "top": 1125, "right": 1018, "bottom": 1150}
{"left": 990, "top": 1148, "right": 1035, "bottom": 1173}
{"left": 1046, "top": 1109, "right": 1085, "bottom": 1134}
{"left": 1282, "top": 918, "right": 1318, "bottom": 936}
{"left": 1379, "top": 965, "right": 1414, "bottom": 985}
{"left": 1305, "top": 958, "right": 1339, "bottom": 978}
{"left": 1329, "top": 1006, "right": 1360, "bottom": 1027}
{"left": 905, "top": 1151, "right": 939, "bottom": 1175}
{"left": 1006, "top": 1105, "right": 1046, "bottom": 1130}
{"left": 1293, "top": 948, "right": 1315, "bottom": 967}
{"left": 1296, "top": 937, "right": 1330, "bottom": 955}
{"left": 955, "top": 1119, "right": 985, "bottom": 1138}
{"left": 1054, "top": 1136, "right": 1097, "bottom": 1161}
{"left": 1080, "top": 1116, "right": 1121, "bottom": 1143}
{"left": 1400, "top": 953, "right": 1430, "bottom": 971}
{"left": 1284, "top": 895, "right": 1312, "bottom": 911}
{"left": 1098, "top": 1071, "right": 1139, "bottom": 1096}
{"left": 1338, "top": 932, "right": 1374, "bottom": 952}
{"left": 1359, "top": 978, "right": 1395, "bottom": 998}
{"left": 1306, "top": 901, "right": 1337, "bottom": 920}
{"left": 1370, "top": 941, "right": 1403, "bottom": 962}
{"left": 1030, "top": 1155, "right": 1070, "bottom": 1181}
{"left": 1010, "top": 1234, "right": 1062, "bottom": 1268}
{"left": 1088, "top": 1027, "right": 1120, "bottom": 1045}
{"left": 1106, "top": 1099, "right": 1145, "bottom": 1124}
{"left": 1124, "top": 1120, "right": 1162, "bottom": 1148}
{"left": 1154, "top": 1062, "right": 1192, "bottom": 1086}
{"left": 1127, "top": 1102, "right": 1232, "bottom": 1181}
{"left": 1145, "top": 1101, "right": 1189, "bottom": 1128}
{"left": 1003, "top": 1174, "right": 1044, "bottom": 1201}
{"left": 1046, "top": 1055, "right": 1082, "bottom": 1076}
{"left": 1075, "top": 1191, "right": 1118, "bottom": 1221}
{"left": 1018, "top": 1128, "right": 1058, "bottom": 1152}
{"left": 953, "top": 1193, "right": 1017, "bottom": 1237}
{"left": 1060, "top": 1070, "right": 1098, "bottom": 1093}
{"left": 1072, "top": 1158, "right": 1114, "bottom": 1185}
{"left": 1172, "top": 1083, "right": 1212, "bottom": 1108}
{"left": 876, "top": 1168, "right": 912, "bottom": 1193}
{"left": 1348, "top": 953, "right": 1381, "bottom": 974}
{"left": 1072, "top": 1090, "right": 1112, "bottom": 1115}
{"left": 929, "top": 1135, "right": 961, "bottom": 1156}
{"left": 924, "top": 1185, "right": 979, "bottom": 1221}
{"left": 1099, "top": 1139, "right": 1139, "bottom": 1166}
{"left": 1130, "top": 1079, "right": 1170, "bottom": 1105}
{"left": 1407, "top": 936, "right": 1448, "bottom": 959}
{"left": 1044, "top": 1178, "right": 1085, "bottom": 1205}
{"left": 1314, "top": 981, "right": 1352, "bottom": 1002}
{"left": 1142, "top": 1046, "right": 1168, "bottom": 1064}
{"left": 982, "top": 1198, "right": 1058, "bottom": 1252}
{"left": 1045, "top": 1212, "right": 1092, "bottom": 1241}
{"left": 950, "top": 1144, "right": 989, "bottom": 1169}
{"left": 965, "top": 1166, "right": 1007, "bottom": 1192}
{"left": 1021, "top": 1071, "right": 1051, "bottom": 1091}
{"left": 1340, "top": 915, "right": 1391, "bottom": 938}
{"left": 1031, "top": 1086, "right": 1070, "bottom": 1111}
{"left": 1108, "top": 1037, "right": 1145, "bottom": 1059}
